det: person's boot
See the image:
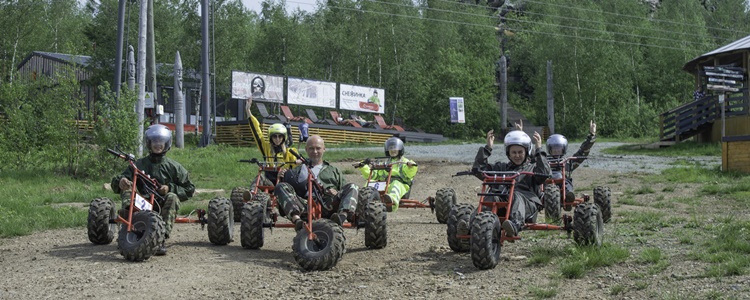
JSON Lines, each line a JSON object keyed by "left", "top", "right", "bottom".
{"left": 330, "top": 212, "right": 348, "bottom": 227}
{"left": 155, "top": 240, "right": 167, "bottom": 256}
{"left": 564, "top": 191, "right": 575, "bottom": 211}
{"left": 502, "top": 220, "right": 519, "bottom": 237}
{"left": 383, "top": 194, "right": 394, "bottom": 212}
{"left": 293, "top": 217, "right": 305, "bottom": 232}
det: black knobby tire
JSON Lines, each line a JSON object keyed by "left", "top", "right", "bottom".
{"left": 241, "top": 201, "right": 266, "bottom": 249}
{"left": 118, "top": 210, "right": 165, "bottom": 262}
{"left": 292, "top": 219, "right": 346, "bottom": 271}
{"left": 446, "top": 203, "right": 474, "bottom": 252}
{"left": 207, "top": 197, "right": 234, "bottom": 245}
{"left": 470, "top": 211, "right": 502, "bottom": 270}
{"left": 573, "top": 202, "right": 603, "bottom": 246}
{"left": 87, "top": 197, "right": 116, "bottom": 245}
{"left": 594, "top": 186, "right": 612, "bottom": 223}
{"left": 356, "top": 186, "right": 379, "bottom": 217}
{"left": 543, "top": 184, "right": 562, "bottom": 224}
{"left": 230, "top": 187, "right": 248, "bottom": 222}
{"left": 435, "top": 187, "right": 457, "bottom": 224}
{"left": 364, "top": 202, "right": 387, "bottom": 249}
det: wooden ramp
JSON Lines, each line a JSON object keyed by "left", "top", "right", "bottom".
{"left": 215, "top": 120, "right": 446, "bottom": 147}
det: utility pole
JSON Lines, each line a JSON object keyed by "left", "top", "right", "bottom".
{"left": 136, "top": 0, "right": 148, "bottom": 157}
{"left": 547, "top": 61, "right": 555, "bottom": 134}
{"left": 200, "top": 0, "right": 212, "bottom": 147}
{"left": 114, "top": 0, "right": 127, "bottom": 99}
{"left": 147, "top": 0, "right": 157, "bottom": 124}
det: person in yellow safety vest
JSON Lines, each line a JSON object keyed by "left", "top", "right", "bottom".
{"left": 357, "top": 137, "right": 418, "bottom": 212}
{"left": 244, "top": 97, "right": 300, "bottom": 196}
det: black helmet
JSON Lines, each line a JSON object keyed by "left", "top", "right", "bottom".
{"left": 546, "top": 134, "right": 568, "bottom": 157}
{"left": 145, "top": 124, "right": 172, "bottom": 155}
{"left": 384, "top": 137, "right": 404, "bottom": 157}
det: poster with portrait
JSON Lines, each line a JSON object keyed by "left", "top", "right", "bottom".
{"left": 231, "top": 71, "right": 284, "bottom": 103}
{"left": 339, "top": 84, "right": 385, "bottom": 114}
{"left": 450, "top": 97, "right": 465, "bottom": 124}
{"left": 287, "top": 77, "right": 337, "bottom": 108}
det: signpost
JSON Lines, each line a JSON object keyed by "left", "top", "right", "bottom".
{"left": 704, "top": 65, "right": 745, "bottom": 139}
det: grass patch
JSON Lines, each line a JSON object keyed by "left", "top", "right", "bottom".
{"left": 633, "top": 186, "right": 655, "bottom": 194}
{"left": 0, "top": 171, "right": 98, "bottom": 237}
{"left": 618, "top": 211, "right": 670, "bottom": 231}
{"left": 527, "top": 245, "right": 567, "bottom": 266}
{"left": 601, "top": 141, "right": 720, "bottom": 157}
{"left": 689, "top": 218, "right": 750, "bottom": 277}
{"left": 610, "top": 284, "right": 625, "bottom": 295}
{"left": 528, "top": 286, "right": 558, "bottom": 299}
{"left": 559, "top": 244, "right": 629, "bottom": 278}
{"left": 639, "top": 247, "right": 662, "bottom": 264}
{"left": 618, "top": 195, "right": 641, "bottom": 206}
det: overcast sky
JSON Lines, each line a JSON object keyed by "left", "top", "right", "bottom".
{"left": 242, "top": 0, "right": 316, "bottom": 13}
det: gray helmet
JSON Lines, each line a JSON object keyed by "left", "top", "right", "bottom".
{"left": 546, "top": 134, "right": 568, "bottom": 157}
{"left": 384, "top": 137, "right": 404, "bottom": 157}
{"left": 145, "top": 124, "right": 172, "bottom": 155}
{"left": 503, "top": 130, "right": 532, "bottom": 159}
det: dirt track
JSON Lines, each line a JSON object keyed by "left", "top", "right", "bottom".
{"left": 0, "top": 148, "right": 747, "bottom": 299}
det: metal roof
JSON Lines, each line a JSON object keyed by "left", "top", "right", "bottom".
{"left": 683, "top": 34, "right": 750, "bottom": 72}
{"left": 16, "top": 51, "right": 92, "bottom": 69}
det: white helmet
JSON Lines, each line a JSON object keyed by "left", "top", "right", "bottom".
{"left": 145, "top": 124, "right": 172, "bottom": 155}
{"left": 546, "top": 134, "right": 568, "bottom": 157}
{"left": 384, "top": 137, "right": 404, "bottom": 157}
{"left": 503, "top": 130, "right": 532, "bottom": 159}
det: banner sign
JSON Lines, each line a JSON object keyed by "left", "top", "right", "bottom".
{"left": 339, "top": 84, "right": 385, "bottom": 114}
{"left": 231, "top": 71, "right": 283, "bottom": 103}
{"left": 287, "top": 77, "right": 337, "bottom": 108}
{"left": 450, "top": 97, "right": 465, "bottom": 124}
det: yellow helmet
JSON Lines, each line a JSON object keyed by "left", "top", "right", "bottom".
{"left": 268, "top": 123, "right": 287, "bottom": 143}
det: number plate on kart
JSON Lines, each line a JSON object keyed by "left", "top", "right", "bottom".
{"left": 367, "top": 181, "right": 388, "bottom": 192}
{"left": 134, "top": 194, "right": 153, "bottom": 211}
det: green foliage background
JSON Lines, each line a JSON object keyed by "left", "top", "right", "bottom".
{"left": 2, "top": 0, "right": 750, "bottom": 142}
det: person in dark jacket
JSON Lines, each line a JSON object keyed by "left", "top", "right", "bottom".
{"left": 546, "top": 120, "right": 597, "bottom": 203}
{"left": 472, "top": 129, "right": 550, "bottom": 237}
{"left": 111, "top": 124, "right": 195, "bottom": 255}
{"left": 275, "top": 135, "right": 359, "bottom": 230}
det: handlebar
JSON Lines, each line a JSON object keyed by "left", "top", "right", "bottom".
{"left": 452, "top": 169, "right": 550, "bottom": 179}
{"left": 353, "top": 157, "right": 418, "bottom": 168}
{"left": 107, "top": 148, "right": 135, "bottom": 162}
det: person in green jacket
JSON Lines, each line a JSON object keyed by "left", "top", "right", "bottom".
{"left": 355, "top": 137, "right": 417, "bottom": 212}
{"left": 275, "top": 135, "right": 359, "bottom": 230}
{"left": 111, "top": 124, "right": 195, "bottom": 255}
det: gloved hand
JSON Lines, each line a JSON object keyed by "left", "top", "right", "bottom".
{"left": 157, "top": 185, "right": 169, "bottom": 196}
{"left": 119, "top": 178, "right": 132, "bottom": 191}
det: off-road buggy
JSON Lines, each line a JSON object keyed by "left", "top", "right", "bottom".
{"left": 542, "top": 156, "right": 612, "bottom": 224}
{"left": 229, "top": 156, "right": 291, "bottom": 223}
{"left": 354, "top": 157, "right": 453, "bottom": 223}
{"left": 446, "top": 170, "right": 604, "bottom": 270}
{"left": 86, "top": 149, "right": 220, "bottom": 261}
{"left": 241, "top": 155, "right": 387, "bottom": 271}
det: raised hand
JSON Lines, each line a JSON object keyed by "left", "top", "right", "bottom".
{"left": 590, "top": 120, "right": 597, "bottom": 135}
{"left": 514, "top": 119, "right": 523, "bottom": 131}
{"left": 532, "top": 131, "right": 542, "bottom": 149}
{"left": 486, "top": 129, "right": 495, "bottom": 148}
{"left": 245, "top": 97, "right": 253, "bottom": 117}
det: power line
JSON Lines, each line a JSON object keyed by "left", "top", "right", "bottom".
{"left": 291, "top": 0, "right": 709, "bottom": 52}
{"left": 518, "top": 0, "right": 747, "bottom": 35}
{"left": 436, "top": 0, "right": 739, "bottom": 43}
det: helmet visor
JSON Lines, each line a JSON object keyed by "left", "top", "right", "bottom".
{"left": 149, "top": 136, "right": 170, "bottom": 154}
{"left": 549, "top": 144, "right": 565, "bottom": 156}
